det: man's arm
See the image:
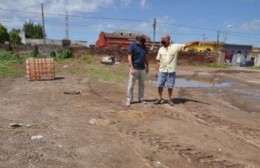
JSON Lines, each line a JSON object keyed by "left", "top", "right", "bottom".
{"left": 128, "top": 54, "right": 135, "bottom": 76}
{"left": 184, "top": 41, "right": 200, "bottom": 50}
{"left": 145, "top": 54, "right": 149, "bottom": 74}
{"left": 155, "top": 60, "right": 160, "bottom": 77}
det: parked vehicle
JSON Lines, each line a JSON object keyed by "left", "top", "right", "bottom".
{"left": 240, "top": 60, "right": 254, "bottom": 67}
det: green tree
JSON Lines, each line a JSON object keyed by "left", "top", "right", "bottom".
{"left": 23, "top": 21, "right": 43, "bottom": 39}
{"left": 9, "top": 29, "right": 22, "bottom": 44}
{"left": 0, "top": 23, "right": 10, "bottom": 44}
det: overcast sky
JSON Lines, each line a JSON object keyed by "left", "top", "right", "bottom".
{"left": 0, "top": 0, "right": 260, "bottom": 46}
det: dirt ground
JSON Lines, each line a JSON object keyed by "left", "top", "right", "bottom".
{"left": 0, "top": 63, "right": 260, "bottom": 168}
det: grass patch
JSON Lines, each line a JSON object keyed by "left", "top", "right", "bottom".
{"left": 0, "top": 51, "right": 26, "bottom": 78}
{"left": 251, "top": 66, "right": 260, "bottom": 70}
{"left": 65, "top": 146, "right": 77, "bottom": 159}
{"left": 78, "top": 54, "right": 97, "bottom": 64}
{"left": 207, "top": 62, "right": 228, "bottom": 69}
{"left": 146, "top": 155, "right": 155, "bottom": 162}
{"left": 87, "top": 65, "right": 127, "bottom": 83}
{"left": 57, "top": 56, "right": 128, "bottom": 83}
{"left": 0, "top": 52, "right": 128, "bottom": 82}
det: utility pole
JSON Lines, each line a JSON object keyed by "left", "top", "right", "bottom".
{"left": 217, "top": 30, "right": 220, "bottom": 51}
{"left": 65, "top": 11, "right": 69, "bottom": 39}
{"left": 41, "top": 3, "right": 46, "bottom": 44}
{"left": 202, "top": 34, "right": 206, "bottom": 51}
{"left": 151, "top": 18, "right": 156, "bottom": 50}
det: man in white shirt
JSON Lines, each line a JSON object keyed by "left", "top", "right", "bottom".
{"left": 154, "top": 34, "right": 199, "bottom": 106}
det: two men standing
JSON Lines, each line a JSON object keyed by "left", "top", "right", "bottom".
{"left": 126, "top": 34, "right": 198, "bottom": 107}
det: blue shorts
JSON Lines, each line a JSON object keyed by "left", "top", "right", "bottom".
{"left": 157, "top": 72, "right": 176, "bottom": 88}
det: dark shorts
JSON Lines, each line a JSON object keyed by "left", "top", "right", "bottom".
{"left": 157, "top": 72, "right": 176, "bottom": 88}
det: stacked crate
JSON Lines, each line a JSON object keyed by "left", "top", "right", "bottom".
{"left": 26, "top": 58, "right": 55, "bottom": 81}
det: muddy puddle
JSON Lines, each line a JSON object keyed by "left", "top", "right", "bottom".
{"left": 149, "top": 78, "right": 231, "bottom": 88}
{"left": 175, "top": 78, "right": 231, "bottom": 88}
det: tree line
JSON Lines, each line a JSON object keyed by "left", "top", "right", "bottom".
{"left": 0, "top": 21, "right": 44, "bottom": 44}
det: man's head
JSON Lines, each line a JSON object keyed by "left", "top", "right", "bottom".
{"left": 136, "top": 34, "right": 146, "bottom": 45}
{"left": 161, "top": 34, "right": 171, "bottom": 47}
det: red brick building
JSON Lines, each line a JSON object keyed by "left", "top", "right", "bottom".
{"left": 95, "top": 31, "right": 160, "bottom": 50}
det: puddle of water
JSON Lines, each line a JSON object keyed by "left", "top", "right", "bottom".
{"left": 175, "top": 78, "right": 231, "bottom": 88}
{"left": 233, "top": 88, "right": 260, "bottom": 95}
{"left": 149, "top": 78, "right": 231, "bottom": 88}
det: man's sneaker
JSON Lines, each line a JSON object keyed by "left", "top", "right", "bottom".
{"left": 168, "top": 100, "right": 174, "bottom": 106}
{"left": 154, "top": 99, "right": 161, "bottom": 105}
{"left": 139, "top": 100, "right": 147, "bottom": 104}
{"left": 126, "top": 99, "right": 131, "bottom": 107}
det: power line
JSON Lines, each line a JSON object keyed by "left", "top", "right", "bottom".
{"left": 2, "top": 7, "right": 260, "bottom": 37}
{"left": 1, "top": 7, "right": 260, "bottom": 45}
{"left": 0, "top": 7, "right": 147, "bottom": 22}
{"left": 157, "top": 21, "right": 217, "bottom": 32}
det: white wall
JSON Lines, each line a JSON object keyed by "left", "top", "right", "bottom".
{"left": 255, "top": 54, "right": 260, "bottom": 66}
{"left": 19, "top": 31, "right": 87, "bottom": 46}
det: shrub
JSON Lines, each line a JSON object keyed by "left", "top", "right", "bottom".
{"left": 57, "top": 49, "right": 73, "bottom": 60}
{"left": 78, "top": 55, "right": 96, "bottom": 64}
{"left": 50, "top": 51, "right": 56, "bottom": 58}
{"left": 28, "top": 45, "right": 40, "bottom": 58}
{"left": 62, "top": 39, "right": 71, "bottom": 49}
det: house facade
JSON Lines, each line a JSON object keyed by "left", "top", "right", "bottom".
{"left": 223, "top": 44, "right": 253, "bottom": 64}
{"left": 184, "top": 41, "right": 224, "bottom": 52}
{"left": 95, "top": 31, "right": 161, "bottom": 50}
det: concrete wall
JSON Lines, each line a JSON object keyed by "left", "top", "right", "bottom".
{"left": 19, "top": 31, "right": 87, "bottom": 47}
{"left": 255, "top": 54, "right": 260, "bottom": 66}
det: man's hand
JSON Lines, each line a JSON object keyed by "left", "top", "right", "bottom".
{"left": 155, "top": 70, "right": 158, "bottom": 78}
{"left": 146, "top": 67, "right": 149, "bottom": 75}
{"left": 130, "top": 68, "right": 135, "bottom": 76}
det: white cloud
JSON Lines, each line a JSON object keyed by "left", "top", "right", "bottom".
{"left": 156, "top": 16, "right": 175, "bottom": 31}
{"left": 119, "top": 0, "right": 148, "bottom": 8}
{"left": 178, "top": 27, "right": 190, "bottom": 33}
{"left": 46, "top": 0, "right": 115, "bottom": 14}
{"left": 140, "top": 0, "right": 148, "bottom": 8}
{"left": 227, "top": 24, "right": 233, "bottom": 29}
{"left": 0, "top": 0, "right": 116, "bottom": 30}
{"left": 1, "top": 0, "right": 115, "bottom": 15}
{"left": 137, "top": 21, "right": 150, "bottom": 32}
{"left": 120, "top": 0, "right": 131, "bottom": 7}
{"left": 241, "top": 19, "right": 260, "bottom": 31}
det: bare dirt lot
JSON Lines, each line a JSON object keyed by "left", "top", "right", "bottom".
{"left": 0, "top": 63, "right": 260, "bottom": 168}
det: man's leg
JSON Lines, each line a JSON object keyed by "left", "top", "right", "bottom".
{"left": 158, "top": 87, "right": 163, "bottom": 100}
{"left": 168, "top": 88, "right": 173, "bottom": 101}
{"left": 166, "top": 72, "right": 176, "bottom": 106}
{"left": 126, "top": 70, "right": 137, "bottom": 106}
{"left": 154, "top": 87, "right": 163, "bottom": 104}
{"left": 154, "top": 72, "right": 165, "bottom": 104}
{"left": 138, "top": 69, "right": 146, "bottom": 103}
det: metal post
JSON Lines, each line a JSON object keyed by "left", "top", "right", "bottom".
{"left": 41, "top": 3, "right": 46, "bottom": 45}
{"left": 151, "top": 18, "right": 156, "bottom": 50}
